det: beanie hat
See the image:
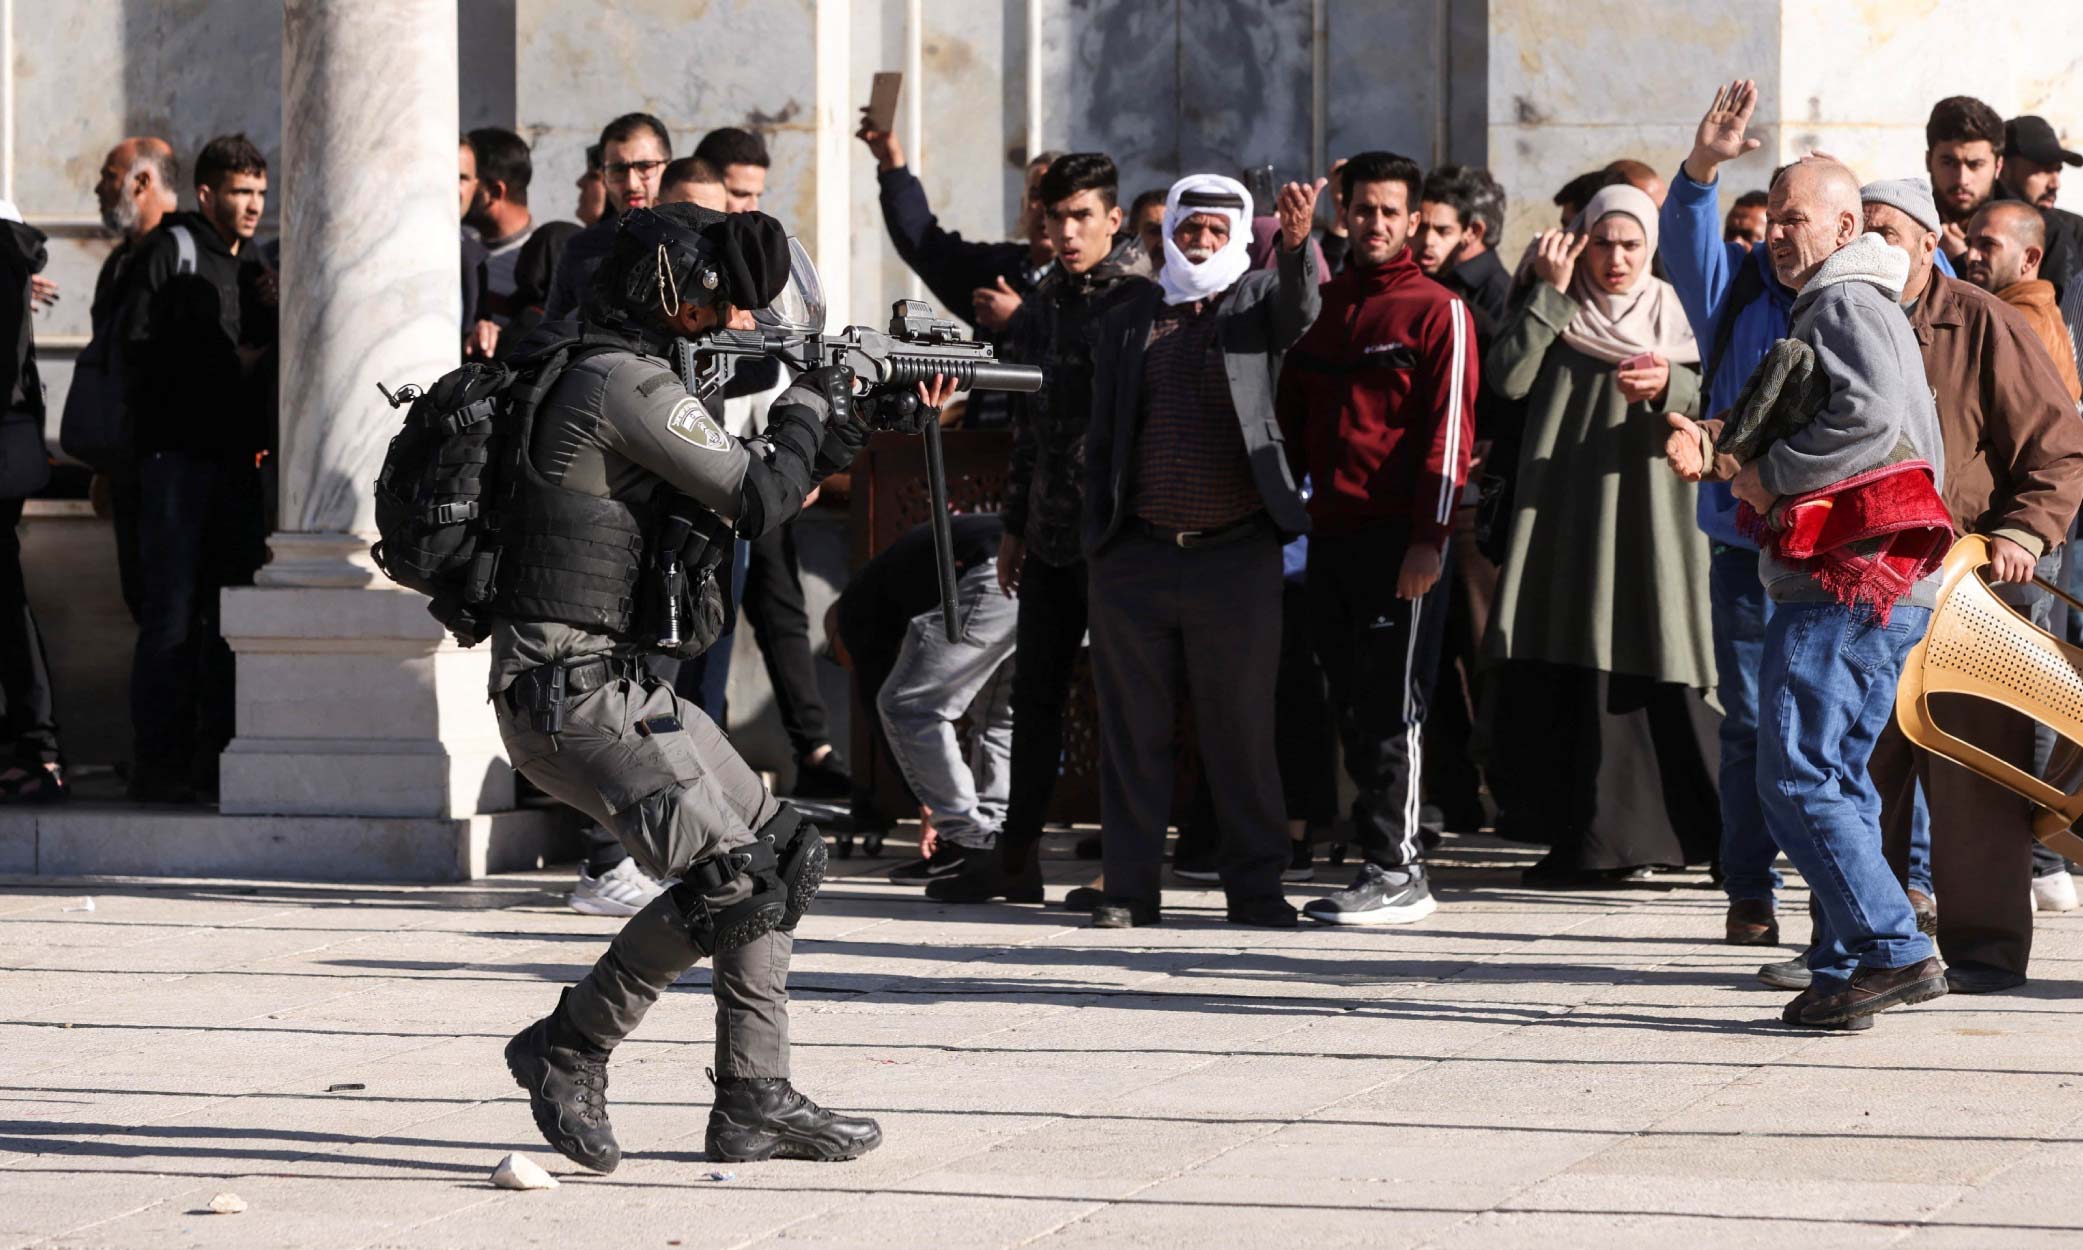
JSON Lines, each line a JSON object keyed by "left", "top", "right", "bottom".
{"left": 1859, "top": 177, "right": 1941, "bottom": 235}
{"left": 710, "top": 211, "right": 791, "bottom": 310}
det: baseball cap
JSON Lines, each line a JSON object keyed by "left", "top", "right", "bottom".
{"left": 2005, "top": 115, "right": 2083, "bottom": 168}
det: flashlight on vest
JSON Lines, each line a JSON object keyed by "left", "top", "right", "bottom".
{"left": 651, "top": 506, "right": 697, "bottom": 650}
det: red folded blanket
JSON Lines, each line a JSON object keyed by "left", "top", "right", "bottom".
{"left": 1736, "top": 460, "right": 1956, "bottom": 624}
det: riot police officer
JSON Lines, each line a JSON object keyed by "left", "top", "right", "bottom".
{"left": 493, "top": 202, "right": 934, "bottom": 1172}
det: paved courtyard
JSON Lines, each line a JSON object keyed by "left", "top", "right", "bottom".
{"left": 3, "top": 835, "right": 2080, "bottom": 1249}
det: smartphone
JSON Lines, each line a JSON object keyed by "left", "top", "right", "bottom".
{"left": 1616, "top": 351, "right": 1659, "bottom": 372}
{"left": 866, "top": 71, "right": 903, "bottom": 132}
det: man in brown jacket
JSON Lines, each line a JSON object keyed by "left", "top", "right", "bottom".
{"left": 1963, "top": 200, "right": 2082, "bottom": 404}
{"left": 1861, "top": 176, "right": 2083, "bottom": 994}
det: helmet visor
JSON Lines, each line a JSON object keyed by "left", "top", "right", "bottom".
{"left": 753, "top": 236, "right": 826, "bottom": 334}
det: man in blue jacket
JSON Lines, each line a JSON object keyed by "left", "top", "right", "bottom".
{"left": 1660, "top": 81, "right": 1803, "bottom": 951}
{"left": 1664, "top": 82, "right": 1944, "bottom": 967}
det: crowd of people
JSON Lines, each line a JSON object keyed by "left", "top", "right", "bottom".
{"left": 830, "top": 78, "right": 2083, "bottom": 1031}
{"left": 15, "top": 75, "right": 2083, "bottom": 1036}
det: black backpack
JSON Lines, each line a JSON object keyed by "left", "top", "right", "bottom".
{"left": 370, "top": 338, "right": 590, "bottom": 644}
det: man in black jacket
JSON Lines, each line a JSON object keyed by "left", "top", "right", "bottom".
{"left": 856, "top": 107, "right": 1056, "bottom": 427}
{"left": 1411, "top": 164, "right": 1512, "bottom": 836}
{"left": 1077, "top": 173, "right": 1322, "bottom": 929}
{"left": 543, "top": 113, "right": 671, "bottom": 323}
{"left": 925, "top": 153, "right": 1152, "bottom": 906}
{"left": 120, "top": 134, "right": 272, "bottom": 803}
{"left": 1997, "top": 114, "right": 2083, "bottom": 302}
{"left": 79, "top": 136, "right": 178, "bottom": 619}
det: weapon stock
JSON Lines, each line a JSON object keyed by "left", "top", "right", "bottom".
{"left": 678, "top": 300, "right": 1041, "bottom": 643}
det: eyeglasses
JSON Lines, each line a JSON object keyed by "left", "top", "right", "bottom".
{"left": 605, "top": 159, "right": 667, "bottom": 180}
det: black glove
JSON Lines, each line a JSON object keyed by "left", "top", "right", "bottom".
{"left": 803, "top": 364, "right": 869, "bottom": 476}
{"left": 862, "top": 388, "right": 937, "bottom": 435}
{"left": 800, "top": 364, "right": 855, "bottom": 426}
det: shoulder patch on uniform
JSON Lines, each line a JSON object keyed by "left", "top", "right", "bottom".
{"left": 636, "top": 370, "right": 678, "bottom": 397}
{"left": 665, "top": 398, "right": 731, "bottom": 451}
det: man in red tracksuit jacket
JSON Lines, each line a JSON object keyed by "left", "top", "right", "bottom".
{"left": 1275, "top": 150, "right": 1477, "bottom": 927}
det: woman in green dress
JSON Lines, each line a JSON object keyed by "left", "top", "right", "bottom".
{"left": 1484, "top": 183, "right": 1720, "bottom": 886}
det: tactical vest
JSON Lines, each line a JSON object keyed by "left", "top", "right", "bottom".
{"left": 487, "top": 344, "right": 726, "bottom": 654}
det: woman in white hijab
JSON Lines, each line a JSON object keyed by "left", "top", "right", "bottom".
{"left": 1482, "top": 182, "right": 1720, "bottom": 887}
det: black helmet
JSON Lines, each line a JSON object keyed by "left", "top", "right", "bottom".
{"left": 590, "top": 203, "right": 791, "bottom": 326}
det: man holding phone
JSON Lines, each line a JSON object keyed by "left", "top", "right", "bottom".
{"left": 1275, "top": 152, "right": 1477, "bottom": 926}
{"left": 856, "top": 75, "right": 1056, "bottom": 425}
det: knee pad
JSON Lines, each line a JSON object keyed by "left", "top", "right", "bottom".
{"left": 758, "top": 803, "right": 826, "bottom": 932}
{"left": 667, "top": 840, "right": 787, "bottom": 955}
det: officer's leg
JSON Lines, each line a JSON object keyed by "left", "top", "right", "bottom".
{"left": 660, "top": 691, "right": 880, "bottom": 1161}
{"left": 560, "top": 681, "right": 784, "bottom": 1050}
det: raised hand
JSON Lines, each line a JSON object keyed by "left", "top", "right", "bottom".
{"left": 971, "top": 274, "right": 1021, "bottom": 332}
{"left": 1533, "top": 229, "right": 1589, "bottom": 293}
{"left": 855, "top": 106, "right": 904, "bottom": 172}
{"left": 1686, "top": 79, "right": 1762, "bottom": 183}
{"left": 1276, "top": 177, "right": 1327, "bottom": 250}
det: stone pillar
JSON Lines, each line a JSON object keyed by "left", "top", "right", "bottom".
{"left": 218, "top": 0, "right": 523, "bottom": 843}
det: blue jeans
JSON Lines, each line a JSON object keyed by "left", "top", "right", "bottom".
{"left": 1710, "top": 546, "right": 1778, "bottom": 903}
{"left": 1757, "top": 602, "right": 1937, "bottom": 988}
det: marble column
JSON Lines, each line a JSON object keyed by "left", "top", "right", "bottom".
{"left": 218, "top": 0, "right": 524, "bottom": 835}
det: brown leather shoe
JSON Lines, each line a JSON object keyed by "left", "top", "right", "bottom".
{"left": 1779, "top": 984, "right": 1874, "bottom": 1031}
{"left": 1907, "top": 888, "right": 1937, "bottom": 935}
{"left": 1797, "top": 956, "right": 1948, "bottom": 1026}
{"left": 1725, "top": 898, "right": 1779, "bottom": 946}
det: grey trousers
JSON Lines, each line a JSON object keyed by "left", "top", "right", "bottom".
{"left": 498, "top": 670, "right": 792, "bottom": 1078}
{"left": 1088, "top": 529, "right": 1289, "bottom": 904}
{"left": 876, "top": 562, "right": 1017, "bottom": 849}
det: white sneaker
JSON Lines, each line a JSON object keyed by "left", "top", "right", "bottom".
{"left": 569, "top": 858, "right": 666, "bottom": 917}
{"left": 2032, "top": 871, "right": 2079, "bottom": 913}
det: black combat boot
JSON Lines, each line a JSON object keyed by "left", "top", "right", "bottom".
{"left": 705, "top": 1071, "right": 884, "bottom": 1162}
{"left": 504, "top": 997, "right": 621, "bottom": 1173}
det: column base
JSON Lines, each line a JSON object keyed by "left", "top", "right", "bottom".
{"left": 220, "top": 576, "right": 514, "bottom": 819}
{"left": 0, "top": 803, "right": 583, "bottom": 883}
{"left": 257, "top": 530, "right": 385, "bottom": 588}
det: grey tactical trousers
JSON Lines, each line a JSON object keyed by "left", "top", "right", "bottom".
{"left": 497, "top": 669, "right": 792, "bottom": 1078}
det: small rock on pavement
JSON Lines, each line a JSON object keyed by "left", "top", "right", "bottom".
{"left": 490, "top": 1153, "right": 558, "bottom": 1191}
{"left": 207, "top": 1192, "right": 247, "bottom": 1215}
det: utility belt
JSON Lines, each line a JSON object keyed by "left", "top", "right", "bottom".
{"left": 501, "top": 653, "right": 648, "bottom": 735}
{"left": 1131, "top": 511, "right": 1272, "bottom": 550}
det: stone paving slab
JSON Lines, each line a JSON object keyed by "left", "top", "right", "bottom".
{"left": 1, "top": 836, "right": 2080, "bottom": 1249}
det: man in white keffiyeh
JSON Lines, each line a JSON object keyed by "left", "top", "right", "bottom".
{"left": 1076, "top": 169, "right": 1326, "bottom": 931}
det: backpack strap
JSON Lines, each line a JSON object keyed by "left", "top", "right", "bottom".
{"left": 169, "top": 224, "right": 197, "bottom": 275}
{"left": 1702, "top": 252, "right": 1769, "bottom": 394}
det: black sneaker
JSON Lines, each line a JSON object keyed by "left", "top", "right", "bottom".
{"left": 888, "top": 842, "right": 971, "bottom": 885}
{"left": 706, "top": 1073, "right": 882, "bottom": 1162}
{"left": 924, "top": 844, "right": 1043, "bottom": 904}
{"left": 504, "top": 1012, "right": 621, "bottom": 1173}
{"left": 790, "top": 749, "right": 853, "bottom": 801}
{"left": 1757, "top": 948, "right": 1814, "bottom": 990}
{"left": 1284, "top": 840, "right": 1315, "bottom": 883}
{"left": 1303, "top": 863, "right": 1437, "bottom": 926}
{"left": 1172, "top": 853, "right": 1220, "bottom": 883}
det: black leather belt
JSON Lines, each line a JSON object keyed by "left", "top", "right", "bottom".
{"left": 1131, "top": 512, "right": 1271, "bottom": 550}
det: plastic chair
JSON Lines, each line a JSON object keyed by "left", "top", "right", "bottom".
{"left": 1894, "top": 533, "right": 2083, "bottom": 861}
